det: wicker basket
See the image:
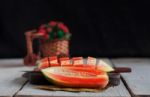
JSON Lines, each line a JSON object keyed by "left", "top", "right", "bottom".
{"left": 40, "top": 39, "right": 69, "bottom": 58}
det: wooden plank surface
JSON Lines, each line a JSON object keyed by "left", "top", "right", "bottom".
{"left": 111, "top": 58, "right": 150, "bottom": 97}
{"left": 0, "top": 59, "right": 33, "bottom": 97}
{"left": 16, "top": 58, "right": 131, "bottom": 97}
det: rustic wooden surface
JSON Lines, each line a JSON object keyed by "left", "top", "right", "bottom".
{"left": 3, "top": 58, "right": 148, "bottom": 97}
{"left": 112, "top": 58, "right": 150, "bottom": 97}
{"left": 16, "top": 58, "right": 131, "bottom": 97}
{"left": 16, "top": 81, "right": 130, "bottom": 97}
{"left": 0, "top": 59, "right": 33, "bottom": 97}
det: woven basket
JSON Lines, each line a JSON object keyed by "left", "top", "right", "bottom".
{"left": 40, "top": 39, "right": 69, "bottom": 58}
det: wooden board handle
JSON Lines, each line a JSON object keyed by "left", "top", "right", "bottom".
{"left": 111, "top": 67, "right": 131, "bottom": 73}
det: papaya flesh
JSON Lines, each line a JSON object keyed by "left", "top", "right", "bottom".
{"left": 37, "top": 57, "right": 114, "bottom": 72}
{"left": 42, "top": 66, "right": 109, "bottom": 88}
{"left": 37, "top": 57, "right": 60, "bottom": 69}
{"left": 97, "top": 60, "right": 114, "bottom": 72}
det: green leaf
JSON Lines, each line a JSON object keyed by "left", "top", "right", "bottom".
{"left": 57, "top": 30, "right": 64, "bottom": 38}
{"left": 49, "top": 31, "right": 54, "bottom": 40}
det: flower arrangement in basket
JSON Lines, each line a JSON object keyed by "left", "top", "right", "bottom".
{"left": 37, "top": 21, "right": 71, "bottom": 57}
{"left": 24, "top": 21, "right": 71, "bottom": 65}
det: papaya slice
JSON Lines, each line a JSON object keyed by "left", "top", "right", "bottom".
{"left": 87, "top": 56, "right": 97, "bottom": 65}
{"left": 36, "top": 57, "right": 49, "bottom": 70}
{"left": 72, "top": 57, "right": 84, "bottom": 66}
{"left": 37, "top": 57, "right": 114, "bottom": 72}
{"left": 49, "top": 56, "right": 59, "bottom": 65}
{"left": 97, "top": 60, "right": 114, "bottom": 72}
{"left": 37, "top": 56, "right": 59, "bottom": 70}
{"left": 59, "top": 57, "right": 72, "bottom": 66}
{"left": 42, "top": 67, "right": 109, "bottom": 88}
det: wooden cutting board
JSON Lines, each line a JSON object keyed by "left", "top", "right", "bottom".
{"left": 22, "top": 67, "right": 131, "bottom": 92}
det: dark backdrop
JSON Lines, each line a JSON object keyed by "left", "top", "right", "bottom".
{"left": 0, "top": 0, "right": 150, "bottom": 58}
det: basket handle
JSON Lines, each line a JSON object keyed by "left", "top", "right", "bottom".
{"left": 24, "top": 30, "right": 43, "bottom": 65}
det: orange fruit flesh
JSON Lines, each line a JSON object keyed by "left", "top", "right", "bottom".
{"left": 42, "top": 67, "right": 109, "bottom": 88}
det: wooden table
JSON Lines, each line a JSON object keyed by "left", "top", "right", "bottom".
{"left": 0, "top": 58, "right": 149, "bottom": 97}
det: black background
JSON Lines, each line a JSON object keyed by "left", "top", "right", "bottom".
{"left": 0, "top": 0, "right": 150, "bottom": 58}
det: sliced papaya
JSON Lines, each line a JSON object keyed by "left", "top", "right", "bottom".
{"left": 72, "top": 57, "right": 84, "bottom": 66}
{"left": 37, "top": 57, "right": 114, "bottom": 72}
{"left": 97, "top": 60, "right": 114, "bottom": 72}
{"left": 37, "top": 56, "right": 59, "bottom": 70}
{"left": 87, "top": 56, "right": 97, "bottom": 65}
{"left": 49, "top": 56, "right": 59, "bottom": 65}
{"left": 59, "top": 57, "right": 71, "bottom": 66}
{"left": 36, "top": 57, "right": 49, "bottom": 70}
{"left": 42, "top": 66, "right": 109, "bottom": 88}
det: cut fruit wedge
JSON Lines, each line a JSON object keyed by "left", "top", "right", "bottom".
{"left": 42, "top": 66, "right": 109, "bottom": 88}
{"left": 49, "top": 56, "right": 59, "bottom": 64}
{"left": 37, "top": 56, "right": 59, "bottom": 70}
{"left": 97, "top": 60, "right": 114, "bottom": 72}
{"left": 87, "top": 57, "right": 97, "bottom": 65}
{"left": 72, "top": 57, "right": 84, "bottom": 66}
{"left": 59, "top": 57, "right": 71, "bottom": 66}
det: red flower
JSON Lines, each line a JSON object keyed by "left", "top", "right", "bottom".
{"left": 58, "top": 23, "right": 64, "bottom": 28}
{"left": 47, "top": 27, "right": 52, "bottom": 33}
{"left": 49, "top": 21, "right": 57, "bottom": 26}
{"left": 37, "top": 21, "right": 70, "bottom": 40}
{"left": 58, "top": 23, "right": 69, "bottom": 33}
{"left": 62, "top": 26, "right": 69, "bottom": 33}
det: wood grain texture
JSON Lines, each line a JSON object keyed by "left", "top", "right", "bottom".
{"left": 111, "top": 58, "right": 150, "bottom": 97}
{"left": 16, "top": 81, "right": 130, "bottom": 97}
{"left": 16, "top": 58, "right": 131, "bottom": 97}
{"left": 0, "top": 59, "right": 33, "bottom": 97}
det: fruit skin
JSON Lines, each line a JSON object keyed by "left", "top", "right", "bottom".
{"left": 42, "top": 67, "right": 109, "bottom": 88}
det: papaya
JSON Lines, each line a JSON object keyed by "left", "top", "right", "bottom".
{"left": 97, "top": 60, "right": 114, "bottom": 72}
{"left": 36, "top": 61, "right": 49, "bottom": 70}
{"left": 49, "top": 56, "right": 59, "bottom": 65}
{"left": 72, "top": 57, "right": 84, "bottom": 66}
{"left": 59, "top": 57, "right": 71, "bottom": 66}
{"left": 42, "top": 66, "right": 109, "bottom": 88}
{"left": 37, "top": 57, "right": 59, "bottom": 69}
{"left": 37, "top": 57, "right": 114, "bottom": 72}
{"left": 36, "top": 57, "right": 49, "bottom": 70}
{"left": 87, "top": 56, "right": 97, "bottom": 65}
